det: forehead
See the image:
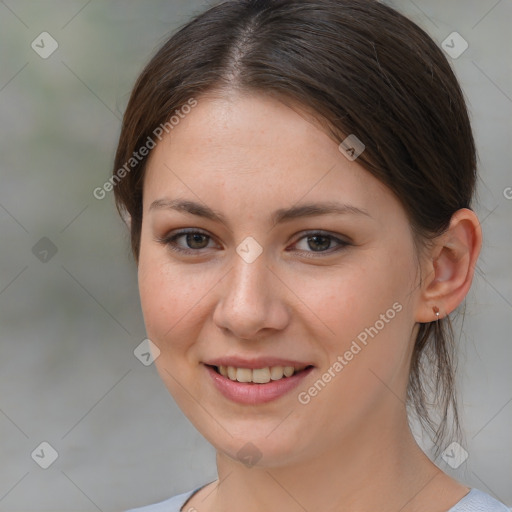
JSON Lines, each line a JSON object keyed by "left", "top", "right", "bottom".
{"left": 142, "top": 93, "right": 396, "bottom": 221}
{"left": 148, "top": 92, "right": 337, "bottom": 171}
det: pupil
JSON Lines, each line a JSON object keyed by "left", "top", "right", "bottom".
{"left": 308, "top": 235, "right": 330, "bottom": 251}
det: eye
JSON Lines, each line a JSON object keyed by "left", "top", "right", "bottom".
{"left": 156, "top": 229, "right": 219, "bottom": 253}
{"left": 157, "top": 229, "right": 349, "bottom": 256}
{"left": 290, "top": 231, "right": 350, "bottom": 254}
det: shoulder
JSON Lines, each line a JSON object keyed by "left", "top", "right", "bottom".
{"left": 448, "top": 489, "right": 510, "bottom": 512}
{"left": 124, "top": 486, "right": 510, "bottom": 512}
{"left": 124, "top": 488, "right": 197, "bottom": 512}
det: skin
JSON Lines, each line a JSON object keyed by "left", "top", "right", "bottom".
{"left": 137, "top": 91, "right": 481, "bottom": 512}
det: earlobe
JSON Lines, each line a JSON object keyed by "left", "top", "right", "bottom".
{"left": 416, "top": 208, "right": 482, "bottom": 323}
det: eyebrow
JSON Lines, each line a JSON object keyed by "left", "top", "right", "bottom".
{"left": 149, "top": 198, "right": 371, "bottom": 224}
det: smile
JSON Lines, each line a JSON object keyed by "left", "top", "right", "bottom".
{"left": 212, "top": 364, "right": 310, "bottom": 383}
{"left": 205, "top": 364, "right": 314, "bottom": 405}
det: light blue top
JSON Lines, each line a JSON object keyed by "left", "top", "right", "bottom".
{"left": 126, "top": 486, "right": 510, "bottom": 512}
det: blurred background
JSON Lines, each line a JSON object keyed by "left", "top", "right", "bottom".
{"left": 0, "top": 1, "right": 511, "bottom": 510}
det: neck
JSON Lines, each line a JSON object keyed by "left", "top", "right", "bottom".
{"left": 203, "top": 408, "right": 448, "bottom": 512}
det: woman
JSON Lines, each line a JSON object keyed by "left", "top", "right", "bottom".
{"left": 113, "top": 1, "right": 508, "bottom": 511}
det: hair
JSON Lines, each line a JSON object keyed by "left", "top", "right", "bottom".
{"left": 113, "top": 0, "right": 476, "bottom": 453}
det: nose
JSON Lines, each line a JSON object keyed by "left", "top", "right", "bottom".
{"left": 212, "top": 254, "right": 290, "bottom": 340}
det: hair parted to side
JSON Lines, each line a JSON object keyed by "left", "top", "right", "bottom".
{"left": 113, "top": 0, "right": 476, "bottom": 453}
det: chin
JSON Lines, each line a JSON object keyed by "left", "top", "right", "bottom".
{"left": 206, "top": 428, "right": 308, "bottom": 469}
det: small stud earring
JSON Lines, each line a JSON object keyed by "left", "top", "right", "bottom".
{"left": 433, "top": 306, "right": 440, "bottom": 319}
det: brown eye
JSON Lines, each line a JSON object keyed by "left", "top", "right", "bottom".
{"left": 185, "top": 233, "right": 210, "bottom": 249}
{"left": 306, "top": 235, "right": 332, "bottom": 252}
{"left": 292, "top": 231, "right": 349, "bottom": 254}
{"left": 157, "top": 229, "right": 217, "bottom": 253}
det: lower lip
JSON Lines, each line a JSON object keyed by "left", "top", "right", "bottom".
{"left": 204, "top": 365, "right": 314, "bottom": 405}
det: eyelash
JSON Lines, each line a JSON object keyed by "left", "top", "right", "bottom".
{"left": 156, "top": 228, "right": 350, "bottom": 257}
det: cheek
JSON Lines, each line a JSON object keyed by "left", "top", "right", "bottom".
{"left": 305, "top": 248, "right": 416, "bottom": 384}
{"left": 310, "top": 256, "right": 411, "bottom": 335}
{"left": 137, "top": 249, "right": 204, "bottom": 353}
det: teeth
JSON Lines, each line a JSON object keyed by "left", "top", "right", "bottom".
{"left": 236, "top": 368, "right": 252, "bottom": 383}
{"left": 283, "top": 366, "right": 294, "bottom": 377}
{"left": 270, "top": 366, "right": 285, "bottom": 380}
{"left": 252, "top": 367, "right": 271, "bottom": 383}
{"left": 217, "top": 365, "right": 306, "bottom": 383}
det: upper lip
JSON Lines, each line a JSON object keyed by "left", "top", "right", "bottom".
{"left": 204, "top": 357, "right": 314, "bottom": 369}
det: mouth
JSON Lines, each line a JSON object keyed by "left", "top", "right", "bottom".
{"left": 206, "top": 364, "right": 314, "bottom": 384}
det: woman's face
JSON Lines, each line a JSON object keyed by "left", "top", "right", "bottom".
{"left": 138, "top": 92, "right": 424, "bottom": 467}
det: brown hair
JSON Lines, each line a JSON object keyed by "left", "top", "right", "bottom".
{"left": 113, "top": 0, "right": 476, "bottom": 452}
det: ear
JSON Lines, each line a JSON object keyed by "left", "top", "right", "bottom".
{"left": 415, "top": 208, "right": 482, "bottom": 323}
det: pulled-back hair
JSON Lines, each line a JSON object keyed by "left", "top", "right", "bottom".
{"left": 113, "top": 0, "right": 476, "bottom": 453}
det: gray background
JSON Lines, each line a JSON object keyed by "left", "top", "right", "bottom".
{"left": 0, "top": 1, "right": 510, "bottom": 511}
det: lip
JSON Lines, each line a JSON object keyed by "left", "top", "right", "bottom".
{"left": 203, "top": 356, "right": 313, "bottom": 369}
{"left": 204, "top": 364, "right": 314, "bottom": 405}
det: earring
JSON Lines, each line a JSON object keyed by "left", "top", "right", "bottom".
{"left": 433, "top": 306, "right": 440, "bottom": 320}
